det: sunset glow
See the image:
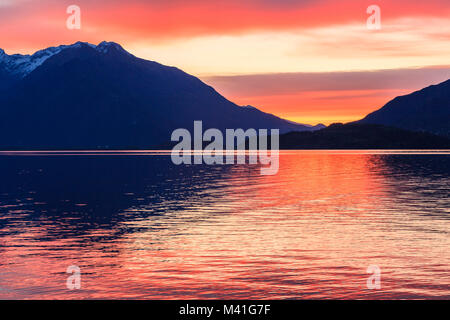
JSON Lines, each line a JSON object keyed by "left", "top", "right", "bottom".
{"left": 1, "top": 0, "right": 449, "bottom": 125}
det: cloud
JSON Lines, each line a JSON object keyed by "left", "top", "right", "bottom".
{"left": 202, "top": 66, "right": 450, "bottom": 96}
{"left": 0, "top": 0, "right": 14, "bottom": 7}
{"left": 1, "top": 0, "right": 448, "bottom": 124}
{"left": 202, "top": 66, "right": 450, "bottom": 125}
{"left": 1, "top": 0, "right": 449, "bottom": 50}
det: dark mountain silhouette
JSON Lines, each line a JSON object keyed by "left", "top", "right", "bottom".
{"left": 358, "top": 79, "right": 450, "bottom": 137}
{"left": 0, "top": 41, "right": 322, "bottom": 150}
{"left": 278, "top": 123, "right": 450, "bottom": 149}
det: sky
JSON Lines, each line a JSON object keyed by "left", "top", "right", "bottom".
{"left": 1, "top": 0, "right": 449, "bottom": 125}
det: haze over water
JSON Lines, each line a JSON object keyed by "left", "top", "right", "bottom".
{"left": 0, "top": 151, "right": 449, "bottom": 299}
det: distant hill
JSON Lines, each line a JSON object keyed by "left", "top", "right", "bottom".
{"left": 278, "top": 123, "right": 450, "bottom": 149}
{"left": 358, "top": 79, "right": 450, "bottom": 137}
{"left": 0, "top": 41, "right": 321, "bottom": 150}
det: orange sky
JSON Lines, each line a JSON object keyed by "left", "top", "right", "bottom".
{"left": 1, "top": 0, "right": 449, "bottom": 125}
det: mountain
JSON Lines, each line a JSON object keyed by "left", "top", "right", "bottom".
{"left": 358, "top": 79, "right": 450, "bottom": 137}
{"left": 0, "top": 41, "right": 321, "bottom": 150}
{"left": 278, "top": 123, "right": 450, "bottom": 149}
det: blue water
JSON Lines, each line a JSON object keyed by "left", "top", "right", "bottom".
{"left": 0, "top": 151, "right": 449, "bottom": 299}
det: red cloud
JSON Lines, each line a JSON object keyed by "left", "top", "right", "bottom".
{"left": 1, "top": 0, "right": 449, "bottom": 51}
{"left": 202, "top": 66, "right": 450, "bottom": 125}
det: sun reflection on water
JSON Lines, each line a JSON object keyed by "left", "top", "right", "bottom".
{"left": 0, "top": 151, "right": 449, "bottom": 299}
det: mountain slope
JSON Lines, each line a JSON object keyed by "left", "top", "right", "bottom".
{"left": 358, "top": 79, "right": 450, "bottom": 137}
{"left": 278, "top": 123, "right": 450, "bottom": 149}
{"left": 0, "top": 44, "right": 87, "bottom": 91}
{"left": 0, "top": 41, "right": 319, "bottom": 150}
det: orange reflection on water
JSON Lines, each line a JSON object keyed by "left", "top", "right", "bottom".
{"left": 0, "top": 151, "right": 449, "bottom": 299}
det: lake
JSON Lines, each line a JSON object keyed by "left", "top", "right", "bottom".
{"left": 0, "top": 151, "right": 449, "bottom": 299}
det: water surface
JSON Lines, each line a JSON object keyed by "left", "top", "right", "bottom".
{"left": 0, "top": 151, "right": 449, "bottom": 299}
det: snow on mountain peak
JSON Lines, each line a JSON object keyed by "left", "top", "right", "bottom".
{"left": 0, "top": 45, "right": 69, "bottom": 78}
{"left": 95, "top": 41, "right": 129, "bottom": 55}
{"left": 0, "top": 41, "right": 129, "bottom": 78}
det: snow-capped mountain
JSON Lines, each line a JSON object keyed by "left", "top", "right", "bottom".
{"left": 0, "top": 41, "right": 321, "bottom": 149}
{"left": 0, "top": 41, "right": 126, "bottom": 79}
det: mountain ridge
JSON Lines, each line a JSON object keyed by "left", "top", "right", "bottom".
{"left": 0, "top": 41, "right": 322, "bottom": 150}
{"left": 357, "top": 78, "right": 450, "bottom": 137}
{"left": 278, "top": 123, "right": 450, "bottom": 149}
{"left": 0, "top": 41, "right": 132, "bottom": 80}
